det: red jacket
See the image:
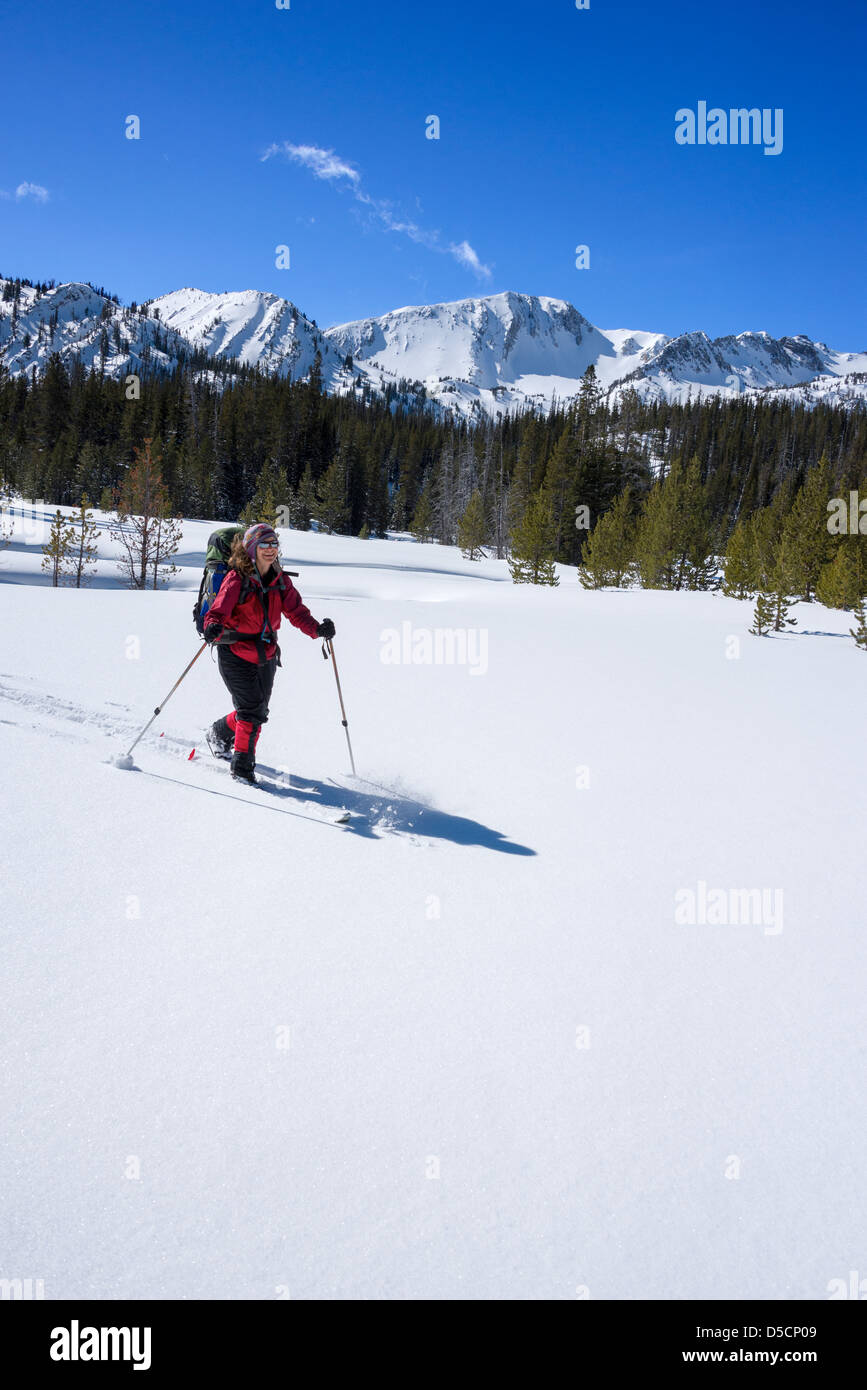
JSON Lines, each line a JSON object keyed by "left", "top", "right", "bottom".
{"left": 204, "top": 564, "right": 320, "bottom": 663}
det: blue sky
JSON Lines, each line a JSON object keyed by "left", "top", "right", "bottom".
{"left": 1, "top": 0, "right": 864, "bottom": 343}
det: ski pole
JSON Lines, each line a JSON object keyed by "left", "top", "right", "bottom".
{"left": 322, "top": 637, "right": 356, "bottom": 775}
{"left": 115, "top": 643, "right": 207, "bottom": 768}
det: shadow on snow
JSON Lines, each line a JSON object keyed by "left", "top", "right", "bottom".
{"left": 122, "top": 763, "right": 534, "bottom": 853}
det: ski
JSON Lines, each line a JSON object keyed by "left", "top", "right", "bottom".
{"left": 196, "top": 744, "right": 362, "bottom": 827}
{"left": 245, "top": 771, "right": 354, "bottom": 822}
{"left": 221, "top": 764, "right": 358, "bottom": 825}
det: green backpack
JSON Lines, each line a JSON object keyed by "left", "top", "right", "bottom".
{"left": 192, "top": 525, "right": 297, "bottom": 635}
{"left": 193, "top": 526, "right": 244, "bottom": 635}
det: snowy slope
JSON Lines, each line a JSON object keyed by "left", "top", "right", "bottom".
{"left": 1, "top": 502, "right": 865, "bottom": 1299}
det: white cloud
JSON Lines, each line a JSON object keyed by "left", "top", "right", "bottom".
{"left": 261, "top": 142, "right": 360, "bottom": 185}
{"left": 262, "top": 140, "right": 491, "bottom": 279}
{"left": 15, "top": 182, "right": 50, "bottom": 202}
{"left": 449, "top": 240, "right": 492, "bottom": 278}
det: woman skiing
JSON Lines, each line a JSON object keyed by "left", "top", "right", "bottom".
{"left": 203, "top": 523, "right": 335, "bottom": 784}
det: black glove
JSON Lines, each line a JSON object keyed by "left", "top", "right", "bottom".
{"left": 316, "top": 619, "right": 336, "bottom": 640}
{"left": 204, "top": 621, "right": 224, "bottom": 646}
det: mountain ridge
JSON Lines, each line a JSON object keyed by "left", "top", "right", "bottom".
{"left": 1, "top": 277, "right": 864, "bottom": 417}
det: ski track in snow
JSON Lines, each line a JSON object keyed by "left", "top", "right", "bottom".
{"left": 0, "top": 675, "right": 434, "bottom": 844}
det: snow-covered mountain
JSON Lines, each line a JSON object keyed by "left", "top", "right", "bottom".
{"left": 615, "top": 328, "right": 867, "bottom": 407}
{"left": 325, "top": 295, "right": 867, "bottom": 414}
{"left": 2, "top": 277, "right": 864, "bottom": 416}
{"left": 149, "top": 286, "right": 349, "bottom": 383}
{"left": 324, "top": 290, "right": 661, "bottom": 416}
{"left": 0, "top": 280, "right": 192, "bottom": 380}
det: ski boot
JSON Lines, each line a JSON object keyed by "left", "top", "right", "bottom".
{"left": 230, "top": 749, "right": 257, "bottom": 785}
{"left": 206, "top": 717, "right": 234, "bottom": 761}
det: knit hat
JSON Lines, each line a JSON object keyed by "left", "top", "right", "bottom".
{"left": 243, "top": 523, "right": 279, "bottom": 561}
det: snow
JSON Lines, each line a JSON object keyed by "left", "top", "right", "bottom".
{"left": 1, "top": 502, "right": 865, "bottom": 1299}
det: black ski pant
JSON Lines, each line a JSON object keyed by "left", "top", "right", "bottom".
{"left": 217, "top": 647, "right": 277, "bottom": 754}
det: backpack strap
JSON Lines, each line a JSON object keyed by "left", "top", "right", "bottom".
{"left": 193, "top": 569, "right": 208, "bottom": 627}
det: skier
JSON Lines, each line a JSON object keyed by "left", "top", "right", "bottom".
{"left": 203, "top": 523, "right": 335, "bottom": 784}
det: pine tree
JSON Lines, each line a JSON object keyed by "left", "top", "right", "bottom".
{"left": 815, "top": 541, "right": 863, "bottom": 610}
{"left": 70, "top": 493, "right": 100, "bottom": 587}
{"left": 849, "top": 595, "right": 867, "bottom": 651}
{"left": 721, "top": 518, "right": 758, "bottom": 598}
{"left": 749, "top": 592, "right": 774, "bottom": 636}
{"left": 768, "top": 535, "right": 798, "bottom": 632}
{"left": 634, "top": 456, "right": 715, "bottom": 590}
{"left": 770, "top": 587, "right": 797, "bottom": 632}
{"left": 508, "top": 492, "right": 559, "bottom": 586}
{"left": 254, "top": 484, "right": 280, "bottom": 529}
{"left": 571, "top": 365, "right": 620, "bottom": 550}
{"left": 750, "top": 502, "right": 786, "bottom": 590}
{"left": 392, "top": 434, "right": 424, "bottom": 531}
{"left": 294, "top": 466, "right": 317, "bottom": 531}
{"left": 781, "top": 455, "right": 835, "bottom": 600}
{"left": 430, "top": 438, "right": 458, "bottom": 545}
{"left": 578, "top": 486, "right": 635, "bottom": 589}
{"left": 315, "top": 456, "right": 348, "bottom": 534}
{"left": 41, "top": 508, "right": 76, "bottom": 586}
{"left": 364, "top": 444, "right": 390, "bottom": 537}
{"left": 307, "top": 349, "right": 323, "bottom": 395}
{"left": 634, "top": 460, "right": 682, "bottom": 588}
{"left": 510, "top": 423, "right": 541, "bottom": 520}
{"left": 74, "top": 441, "right": 104, "bottom": 503}
{"left": 540, "top": 423, "right": 578, "bottom": 560}
{"left": 457, "top": 488, "right": 488, "bottom": 560}
{"left": 250, "top": 457, "right": 288, "bottom": 527}
{"left": 678, "top": 456, "right": 717, "bottom": 590}
{"left": 410, "top": 487, "right": 435, "bottom": 543}
{"left": 490, "top": 436, "right": 509, "bottom": 560}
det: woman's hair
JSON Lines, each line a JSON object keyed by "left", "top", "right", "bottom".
{"left": 229, "top": 533, "right": 254, "bottom": 576}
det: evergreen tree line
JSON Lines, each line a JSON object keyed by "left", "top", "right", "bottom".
{"left": 578, "top": 455, "right": 867, "bottom": 608}
{"left": 0, "top": 353, "right": 864, "bottom": 591}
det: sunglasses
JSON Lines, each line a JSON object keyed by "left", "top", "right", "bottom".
{"left": 257, "top": 540, "right": 279, "bottom": 549}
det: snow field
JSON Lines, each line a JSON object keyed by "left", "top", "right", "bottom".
{"left": 0, "top": 505, "right": 864, "bottom": 1298}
